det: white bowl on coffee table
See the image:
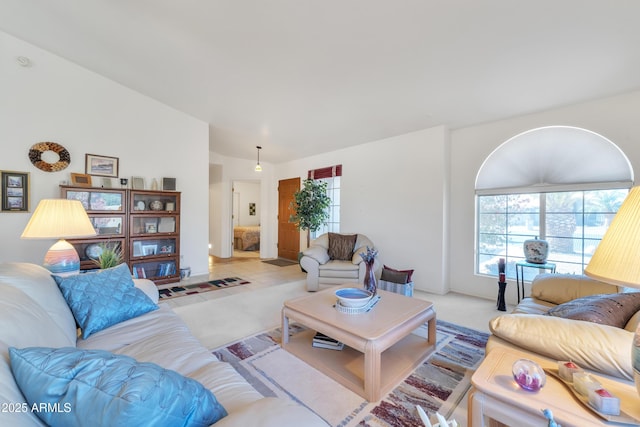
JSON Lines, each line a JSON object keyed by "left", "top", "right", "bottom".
{"left": 335, "top": 288, "right": 374, "bottom": 308}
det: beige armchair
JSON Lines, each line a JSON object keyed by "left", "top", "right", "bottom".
{"left": 299, "top": 233, "right": 379, "bottom": 291}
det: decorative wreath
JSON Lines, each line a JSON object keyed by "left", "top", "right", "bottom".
{"left": 28, "top": 142, "right": 71, "bottom": 172}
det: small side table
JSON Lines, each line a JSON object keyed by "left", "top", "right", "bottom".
{"left": 515, "top": 261, "right": 556, "bottom": 302}
{"left": 468, "top": 348, "right": 640, "bottom": 427}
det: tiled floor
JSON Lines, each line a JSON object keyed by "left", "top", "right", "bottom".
{"left": 162, "top": 253, "right": 503, "bottom": 333}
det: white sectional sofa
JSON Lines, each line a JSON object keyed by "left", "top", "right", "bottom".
{"left": 0, "top": 262, "right": 327, "bottom": 427}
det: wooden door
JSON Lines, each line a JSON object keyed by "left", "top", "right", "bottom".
{"left": 278, "top": 177, "right": 300, "bottom": 260}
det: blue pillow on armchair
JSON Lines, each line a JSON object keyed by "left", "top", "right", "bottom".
{"left": 9, "top": 346, "right": 227, "bottom": 427}
{"left": 53, "top": 263, "right": 158, "bottom": 339}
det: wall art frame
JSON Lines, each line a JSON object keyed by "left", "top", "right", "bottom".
{"left": 162, "top": 177, "right": 176, "bottom": 191}
{"left": 1, "top": 171, "right": 30, "bottom": 212}
{"left": 132, "top": 176, "right": 145, "bottom": 190}
{"left": 71, "top": 173, "right": 92, "bottom": 187}
{"left": 85, "top": 153, "right": 119, "bottom": 178}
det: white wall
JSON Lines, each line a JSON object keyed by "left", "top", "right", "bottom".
{"left": 209, "top": 163, "right": 223, "bottom": 258}
{"left": 0, "top": 31, "right": 210, "bottom": 276}
{"left": 276, "top": 126, "right": 451, "bottom": 294}
{"left": 233, "top": 181, "right": 261, "bottom": 226}
{"left": 12, "top": 27, "right": 640, "bottom": 299}
{"left": 449, "top": 90, "right": 640, "bottom": 304}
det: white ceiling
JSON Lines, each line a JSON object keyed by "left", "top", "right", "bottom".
{"left": 2, "top": 1, "right": 640, "bottom": 163}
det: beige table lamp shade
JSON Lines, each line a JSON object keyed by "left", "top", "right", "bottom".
{"left": 21, "top": 199, "right": 96, "bottom": 275}
{"left": 584, "top": 185, "right": 640, "bottom": 398}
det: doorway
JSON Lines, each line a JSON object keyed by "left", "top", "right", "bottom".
{"left": 278, "top": 177, "right": 300, "bottom": 260}
{"left": 231, "top": 180, "right": 261, "bottom": 259}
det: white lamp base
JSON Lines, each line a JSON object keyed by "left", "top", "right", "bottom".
{"left": 43, "top": 239, "right": 80, "bottom": 276}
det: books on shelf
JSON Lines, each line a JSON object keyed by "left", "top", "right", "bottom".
{"left": 157, "top": 262, "right": 176, "bottom": 277}
{"left": 312, "top": 332, "right": 344, "bottom": 350}
{"left": 133, "top": 266, "right": 146, "bottom": 279}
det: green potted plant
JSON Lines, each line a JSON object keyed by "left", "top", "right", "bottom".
{"left": 93, "top": 242, "right": 124, "bottom": 269}
{"left": 289, "top": 178, "right": 331, "bottom": 248}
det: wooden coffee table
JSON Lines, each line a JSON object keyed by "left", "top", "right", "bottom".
{"left": 281, "top": 285, "right": 436, "bottom": 401}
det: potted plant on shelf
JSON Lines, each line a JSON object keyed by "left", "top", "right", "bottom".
{"left": 93, "top": 243, "right": 124, "bottom": 269}
{"left": 289, "top": 178, "right": 331, "bottom": 249}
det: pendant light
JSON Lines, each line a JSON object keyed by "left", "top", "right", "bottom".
{"left": 255, "top": 146, "right": 262, "bottom": 172}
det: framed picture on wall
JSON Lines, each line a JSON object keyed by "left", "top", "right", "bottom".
{"left": 1, "top": 171, "right": 30, "bottom": 212}
{"left": 86, "top": 154, "right": 119, "bottom": 178}
{"left": 71, "top": 173, "right": 92, "bottom": 187}
{"left": 162, "top": 177, "right": 176, "bottom": 191}
{"left": 132, "top": 176, "right": 145, "bottom": 190}
{"left": 142, "top": 244, "right": 157, "bottom": 256}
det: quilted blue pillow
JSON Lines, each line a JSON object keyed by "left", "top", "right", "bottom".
{"left": 9, "top": 347, "right": 227, "bottom": 427}
{"left": 53, "top": 263, "right": 158, "bottom": 339}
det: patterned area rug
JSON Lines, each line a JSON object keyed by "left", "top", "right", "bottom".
{"left": 212, "top": 320, "right": 488, "bottom": 426}
{"left": 158, "top": 277, "right": 250, "bottom": 300}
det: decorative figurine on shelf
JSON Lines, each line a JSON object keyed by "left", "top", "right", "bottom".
{"left": 542, "top": 409, "right": 561, "bottom": 427}
{"left": 359, "top": 246, "right": 378, "bottom": 295}
{"left": 497, "top": 258, "right": 507, "bottom": 311}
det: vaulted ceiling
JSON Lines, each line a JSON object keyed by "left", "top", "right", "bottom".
{"left": 2, "top": 1, "right": 640, "bottom": 163}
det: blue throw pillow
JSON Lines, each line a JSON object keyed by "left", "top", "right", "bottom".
{"left": 53, "top": 263, "right": 158, "bottom": 339}
{"left": 9, "top": 347, "right": 227, "bottom": 427}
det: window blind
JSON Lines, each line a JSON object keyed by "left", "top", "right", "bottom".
{"left": 308, "top": 164, "right": 342, "bottom": 180}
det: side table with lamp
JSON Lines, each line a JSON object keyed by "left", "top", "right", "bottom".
{"left": 468, "top": 347, "right": 640, "bottom": 427}
{"left": 469, "top": 189, "right": 640, "bottom": 426}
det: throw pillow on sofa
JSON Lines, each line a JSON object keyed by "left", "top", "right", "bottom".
{"left": 380, "top": 265, "right": 414, "bottom": 284}
{"left": 9, "top": 346, "right": 227, "bottom": 427}
{"left": 546, "top": 292, "right": 640, "bottom": 329}
{"left": 53, "top": 263, "right": 158, "bottom": 339}
{"left": 0, "top": 263, "right": 78, "bottom": 345}
{"left": 328, "top": 233, "right": 357, "bottom": 261}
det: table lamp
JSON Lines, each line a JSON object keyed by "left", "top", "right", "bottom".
{"left": 21, "top": 199, "right": 96, "bottom": 276}
{"left": 584, "top": 185, "right": 640, "bottom": 397}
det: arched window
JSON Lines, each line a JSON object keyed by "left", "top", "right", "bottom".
{"left": 475, "top": 126, "right": 633, "bottom": 280}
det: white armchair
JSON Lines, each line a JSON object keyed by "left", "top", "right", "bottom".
{"left": 299, "top": 233, "right": 379, "bottom": 291}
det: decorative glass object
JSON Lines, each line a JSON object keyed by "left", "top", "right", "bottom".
{"left": 523, "top": 237, "right": 549, "bottom": 264}
{"left": 512, "top": 358, "right": 546, "bottom": 392}
{"left": 364, "top": 260, "right": 377, "bottom": 295}
{"left": 359, "top": 246, "right": 378, "bottom": 295}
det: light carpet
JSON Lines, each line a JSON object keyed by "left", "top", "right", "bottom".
{"left": 212, "top": 321, "right": 489, "bottom": 427}
{"left": 172, "top": 280, "right": 310, "bottom": 349}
